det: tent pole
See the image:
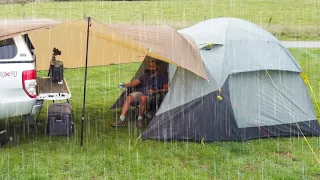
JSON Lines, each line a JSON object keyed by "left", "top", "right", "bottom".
{"left": 80, "top": 16, "right": 91, "bottom": 147}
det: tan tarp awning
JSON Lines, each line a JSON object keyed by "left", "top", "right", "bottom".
{"left": 0, "top": 18, "right": 207, "bottom": 79}
{"left": 0, "top": 19, "right": 59, "bottom": 40}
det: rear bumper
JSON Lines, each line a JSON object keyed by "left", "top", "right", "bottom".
{"left": 0, "top": 99, "right": 43, "bottom": 119}
{"left": 31, "top": 100, "right": 44, "bottom": 115}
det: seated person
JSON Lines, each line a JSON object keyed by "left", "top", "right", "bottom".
{"left": 111, "top": 60, "right": 168, "bottom": 129}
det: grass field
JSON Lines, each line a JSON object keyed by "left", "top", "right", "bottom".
{"left": 0, "top": 0, "right": 320, "bottom": 40}
{"left": 0, "top": 48, "right": 319, "bottom": 179}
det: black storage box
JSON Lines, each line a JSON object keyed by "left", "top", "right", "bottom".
{"left": 0, "top": 130, "right": 12, "bottom": 146}
{"left": 50, "top": 60, "right": 64, "bottom": 83}
{"left": 47, "top": 103, "right": 73, "bottom": 136}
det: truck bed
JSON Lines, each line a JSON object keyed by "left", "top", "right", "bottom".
{"left": 37, "top": 77, "right": 71, "bottom": 100}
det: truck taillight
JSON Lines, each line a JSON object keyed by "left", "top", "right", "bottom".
{"left": 22, "top": 70, "right": 37, "bottom": 98}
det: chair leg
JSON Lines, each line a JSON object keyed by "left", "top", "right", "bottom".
{"left": 127, "top": 106, "right": 139, "bottom": 121}
{"left": 135, "top": 107, "right": 139, "bottom": 119}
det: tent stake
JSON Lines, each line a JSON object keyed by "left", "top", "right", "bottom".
{"left": 268, "top": 17, "right": 272, "bottom": 28}
{"left": 81, "top": 17, "right": 91, "bottom": 147}
{"left": 142, "top": 13, "right": 144, "bottom": 23}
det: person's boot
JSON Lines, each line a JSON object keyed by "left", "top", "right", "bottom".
{"left": 136, "top": 119, "right": 143, "bottom": 129}
{"left": 110, "top": 120, "right": 126, "bottom": 127}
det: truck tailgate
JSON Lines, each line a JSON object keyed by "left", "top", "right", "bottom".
{"left": 37, "top": 77, "right": 71, "bottom": 100}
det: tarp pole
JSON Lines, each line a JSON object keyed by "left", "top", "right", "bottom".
{"left": 80, "top": 17, "right": 91, "bottom": 147}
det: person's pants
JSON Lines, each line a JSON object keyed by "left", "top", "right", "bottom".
{"left": 129, "top": 92, "right": 157, "bottom": 109}
{"left": 129, "top": 92, "right": 147, "bottom": 104}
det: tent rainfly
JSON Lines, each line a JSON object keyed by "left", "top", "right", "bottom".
{"left": 112, "top": 17, "right": 320, "bottom": 141}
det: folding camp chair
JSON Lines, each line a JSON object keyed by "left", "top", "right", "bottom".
{"left": 126, "top": 91, "right": 165, "bottom": 123}
{"left": 111, "top": 62, "right": 168, "bottom": 123}
{"left": 121, "top": 69, "right": 166, "bottom": 121}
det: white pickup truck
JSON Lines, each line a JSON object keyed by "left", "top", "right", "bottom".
{"left": 0, "top": 35, "right": 42, "bottom": 120}
{"left": 0, "top": 35, "right": 71, "bottom": 120}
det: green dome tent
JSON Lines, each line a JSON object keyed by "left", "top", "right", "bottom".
{"left": 130, "top": 17, "right": 320, "bottom": 141}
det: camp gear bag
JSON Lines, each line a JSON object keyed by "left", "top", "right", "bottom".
{"left": 49, "top": 60, "right": 64, "bottom": 83}
{"left": 0, "top": 130, "right": 13, "bottom": 146}
{"left": 47, "top": 103, "right": 74, "bottom": 136}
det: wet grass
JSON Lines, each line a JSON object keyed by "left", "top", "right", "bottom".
{"left": 290, "top": 48, "right": 320, "bottom": 118}
{"left": 0, "top": 48, "right": 319, "bottom": 179}
{"left": 0, "top": 0, "right": 320, "bottom": 40}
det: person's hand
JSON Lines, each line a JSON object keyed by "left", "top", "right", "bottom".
{"left": 118, "top": 83, "right": 124, "bottom": 89}
{"left": 147, "top": 89, "right": 156, "bottom": 94}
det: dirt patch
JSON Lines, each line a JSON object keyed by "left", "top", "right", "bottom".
{"left": 0, "top": 0, "right": 36, "bottom": 4}
{"left": 275, "top": 152, "right": 297, "bottom": 161}
{"left": 242, "top": 163, "right": 257, "bottom": 171}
